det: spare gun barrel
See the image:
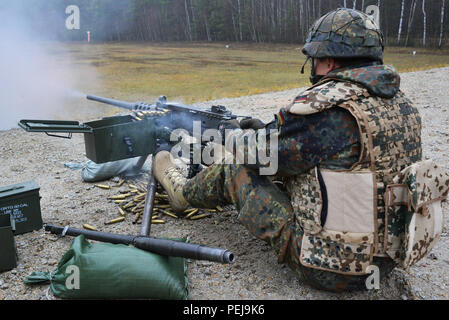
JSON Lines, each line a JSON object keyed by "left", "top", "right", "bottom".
{"left": 45, "top": 224, "right": 235, "bottom": 264}
{"left": 87, "top": 94, "right": 135, "bottom": 111}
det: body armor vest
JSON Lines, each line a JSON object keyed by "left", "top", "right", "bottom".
{"left": 285, "top": 79, "right": 447, "bottom": 275}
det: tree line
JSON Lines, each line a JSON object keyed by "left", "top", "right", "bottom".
{"left": 4, "top": 0, "right": 448, "bottom": 48}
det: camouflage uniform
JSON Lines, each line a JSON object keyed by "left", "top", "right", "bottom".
{"left": 183, "top": 64, "right": 402, "bottom": 291}
{"left": 182, "top": 8, "right": 448, "bottom": 292}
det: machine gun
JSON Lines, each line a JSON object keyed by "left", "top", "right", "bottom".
{"left": 19, "top": 95, "right": 246, "bottom": 164}
{"left": 19, "top": 95, "right": 248, "bottom": 263}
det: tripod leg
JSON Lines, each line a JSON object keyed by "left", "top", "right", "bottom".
{"left": 140, "top": 155, "right": 157, "bottom": 237}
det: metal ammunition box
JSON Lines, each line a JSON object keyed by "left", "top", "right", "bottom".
{"left": 0, "top": 181, "right": 43, "bottom": 235}
{"left": 19, "top": 115, "right": 158, "bottom": 164}
{"left": 0, "top": 214, "right": 17, "bottom": 272}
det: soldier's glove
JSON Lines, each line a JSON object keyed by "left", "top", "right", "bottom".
{"left": 239, "top": 118, "right": 265, "bottom": 130}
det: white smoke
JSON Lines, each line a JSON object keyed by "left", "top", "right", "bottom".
{"left": 0, "top": 4, "right": 102, "bottom": 130}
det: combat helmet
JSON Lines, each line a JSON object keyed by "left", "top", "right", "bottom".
{"left": 302, "top": 8, "right": 384, "bottom": 63}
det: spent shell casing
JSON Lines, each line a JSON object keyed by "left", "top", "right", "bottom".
{"left": 155, "top": 193, "right": 169, "bottom": 199}
{"left": 156, "top": 204, "right": 171, "bottom": 209}
{"left": 109, "top": 194, "right": 130, "bottom": 200}
{"left": 184, "top": 208, "right": 199, "bottom": 219}
{"left": 115, "top": 180, "right": 125, "bottom": 187}
{"left": 134, "top": 211, "right": 142, "bottom": 222}
{"left": 151, "top": 219, "right": 165, "bottom": 224}
{"left": 134, "top": 194, "right": 146, "bottom": 202}
{"left": 95, "top": 184, "right": 110, "bottom": 190}
{"left": 118, "top": 207, "right": 126, "bottom": 217}
{"left": 123, "top": 201, "right": 135, "bottom": 209}
{"left": 160, "top": 210, "right": 178, "bottom": 219}
{"left": 114, "top": 200, "right": 126, "bottom": 204}
{"left": 216, "top": 205, "right": 224, "bottom": 212}
{"left": 83, "top": 224, "right": 97, "bottom": 231}
{"left": 105, "top": 217, "right": 125, "bottom": 225}
{"left": 190, "top": 213, "right": 212, "bottom": 220}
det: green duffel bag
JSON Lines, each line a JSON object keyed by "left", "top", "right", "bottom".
{"left": 24, "top": 235, "right": 188, "bottom": 300}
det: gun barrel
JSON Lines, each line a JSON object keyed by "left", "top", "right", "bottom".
{"left": 87, "top": 94, "right": 135, "bottom": 111}
{"left": 44, "top": 224, "right": 235, "bottom": 264}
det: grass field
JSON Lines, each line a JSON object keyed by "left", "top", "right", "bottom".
{"left": 57, "top": 42, "right": 449, "bottom": 104}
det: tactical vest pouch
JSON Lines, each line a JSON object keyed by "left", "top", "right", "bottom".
{"left": 384, "top": 160, "right": 448, "bottom": 269}
{"left": 297, "top": 169, "right": 376, "bottom": 275}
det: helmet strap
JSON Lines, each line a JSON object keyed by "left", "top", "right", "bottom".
{"left": 300, "top": 56, "right": 310, "bottom": 74}
{"left": 308, "top": 58, "right": 324, "bottom": 85}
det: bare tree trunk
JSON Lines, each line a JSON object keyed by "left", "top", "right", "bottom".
{"left": 422, "top": 0, "right": 427, "bottom": 47}
{"left": 300, "top": 0, "right": 305, "bottom": 41}
{"left": 238, "top": 0, "right": 243, "bottom": 41}
{"left": 406, "top": 0, "right": 417, "bottom": 46}
{"left": 353, "top": 0, "right": 357, "bottom": 9}
{"left": 397, "top": 0, "right": 405, "bottom": 44}
{"left": 343, "top": 0, "right": 347, "bottom": 8}
{"left": 184, "top": 0, "right": 192, "bottom": 41}
{"left": 204, "top": 14, "right": 211, "bottom": 41}
{"left": 439, "top": 0, "right": 446, "bottom": 48}
{"left": 362, "top": 0, "right": 365, "bottom": 11}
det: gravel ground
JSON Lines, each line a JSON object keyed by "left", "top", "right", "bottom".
{"left": 0, "top": 67, "right": 448, "bottom": 300}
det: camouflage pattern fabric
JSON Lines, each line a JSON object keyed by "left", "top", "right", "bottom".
{"left": 326, "top": 65, "right": 400, "bottom": 98}
{"left": 385, "top": 161, "right": 449, "bottom": 268}
{"left": 302, "top": 8, "right": 384, "bottom": 61}
{"left": 219, "top": 107, "right": 360, "bottom": 176}
{"left": 182, "top": 107, "right": 387, "bottom": 291}
{"left": 181, "top": 63, "right": 426, "bottom": 291}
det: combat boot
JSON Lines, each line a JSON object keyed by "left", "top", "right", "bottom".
{"left": 153, "top": 151, "right": 189, "bottom": 213}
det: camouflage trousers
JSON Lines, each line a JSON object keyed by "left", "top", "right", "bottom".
{"left": 183, "top": 163, "right": 396, "bottom": 292}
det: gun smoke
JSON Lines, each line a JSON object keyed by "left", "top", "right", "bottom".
{"left": 0, "top": 4, "right": 100, "bottom": 131}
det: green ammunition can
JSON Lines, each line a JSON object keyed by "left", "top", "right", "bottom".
{"left": 0, "top": 214, "right": 17, "bottom": 272}
{"left": 0, "top": 181, "right": 43, "bottom": 235}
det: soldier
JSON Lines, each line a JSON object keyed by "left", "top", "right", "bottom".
{"left": 154, "top": 8, "right": 446, "bottom": 292}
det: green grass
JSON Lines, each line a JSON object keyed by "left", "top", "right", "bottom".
{"left": 56, "top": 42, "right": 449, "bottom": 104}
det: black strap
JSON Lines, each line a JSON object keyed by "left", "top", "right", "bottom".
{"left": 316, "top": 168, "right": 328, "bottom": 227}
